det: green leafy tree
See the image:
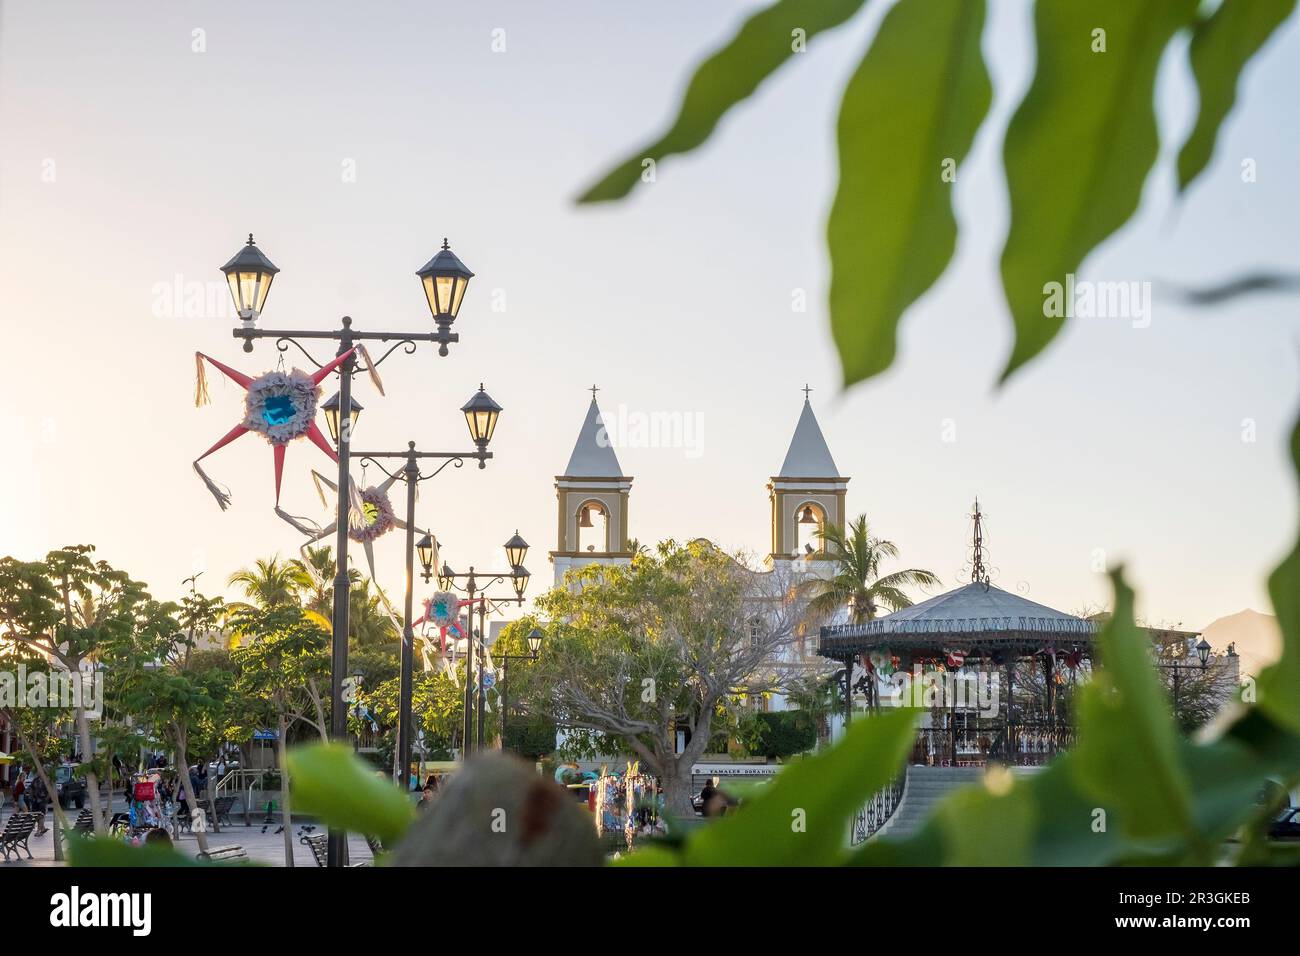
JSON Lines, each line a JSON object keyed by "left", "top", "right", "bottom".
{"left": 230, "top": 604, "right": 330, "bottom": 865}
{"left": 511, "top": 540, "right": 805, "bottom": 816}
{"left": 0, "top": 546, "right": 157, "bottom": 835}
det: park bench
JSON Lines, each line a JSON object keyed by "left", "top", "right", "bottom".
{"left": 73, "top": 808, "right": 95, "bottom": 834}
{"left": 196, "top": 844, "right": 249, "bottom": 863}
{"left": 210, "top": 796, "right": 236, "bottom": 829}
{"left": 365, "top": 834, "right": 384, "bottom": 857}
{"left": 0, "top": 813, "right": 37, "bottom": 862}
{"left": 301, "top": 832, "right": 329, "bottom": 867}
{"left": 302, "top": 832, "right": 370, "bottom": 867}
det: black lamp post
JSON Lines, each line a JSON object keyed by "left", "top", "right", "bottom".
{"left": 1157, "top": 637, "right": 1213, "bottom": 715}
{"left": 499, "top": 627, "right": 543, "bottom": 753}
{"left": 438, "top": 533, "right": 532, "bottom": 756}
{"left": 220, "top": 233, "right": 480, "bottom": 867}
{"left": 350, "top": 427, "right": 497, "bottom": 790}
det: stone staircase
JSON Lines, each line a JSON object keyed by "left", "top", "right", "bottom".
{"left": 878, "top": 765, "right": 1048, "bottom": 840}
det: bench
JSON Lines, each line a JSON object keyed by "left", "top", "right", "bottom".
{"left": 365, "top": 834, "right": 384, "bottom": 857}
{"left": 210, "top": 796, "right": 236, "bottom": 829}
{"left": 0, "top": 813, "right": 37, "bottom": 862}
{"left": 196, "top": 844, "right": 249, "bottom": 864}
{"left": 73, "top": 808, "right": 95, "bottom": 834}
{"left": 301, "top": 832, "right": 329, "bottom": 867}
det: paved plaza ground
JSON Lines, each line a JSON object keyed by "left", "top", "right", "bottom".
{"left": 3, "top": 812, "right": 376, "bottom": 867}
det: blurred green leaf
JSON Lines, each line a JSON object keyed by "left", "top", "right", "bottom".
{"left": 576, "top": 0, "right": 868, "bottom": 203}
{"left": 1257, "top": 405, "right": 1300, "bottom": 734}
{"left": 933, "top": 773, "right": 1035, "bottom": 866}
{"left": 828, "top": 0, "right": 991, "bottom": 386}
{"left": 286, "top": 743, "right": 414, "bottom": 845}
{"left": 999, "top": 0, "right": 1197, "bottom": 381}
{"left": 682, "top": 707, "right": 916, "bottom": 865}
{"left": 1074, "top": 569, "right": 1195, "bottom": 842}
{"left": 1178, "top": 0, "right": 1296, "bottom": 191}
{"left": 854, "top": 755, "right": 1136, "bottom": 867}
{"left": 69, "top": 837, "right": 204, "bottom": 867}
{"left": 612, "top": 845, "right": 681, "bottom": 867}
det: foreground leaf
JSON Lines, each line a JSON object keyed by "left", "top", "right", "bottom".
{"left": 999, "top": 0, "right": 1197, "bottom": 381}
{"left": 1178, "top": 0, "right": 1296, "bottom": 191}
{"left": 286, "top": 743, "right": 414, "bottom": 845}
{"left": 828, "top": 0, "right": 991, "bottom": 386}
{"left": 853, "top": 755, "right": 1135, "bottom": 867}
{"left": 576, "top": 0, "right": 868, "bottom": 203}
{"left": 682, "top": 707, "right": 916, "bottom": 865}
{"left": 1074, "top": 569, "right": 1195, "bottom": 842}
{"left": 1257, "top": 403, "right": 1300, "bottom": 735}
{"left": 69, "top": 837, "right": 204, "bottom": 867}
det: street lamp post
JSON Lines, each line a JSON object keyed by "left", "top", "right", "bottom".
{"left": 498, "top": 627, "right": 544, "bottom": 752}
{"left": 220, "top": 233, "right": 479, "bottom": 867}
{"left": 1157, "top": 637, "right": 1213, "bottom": 715}
{"left": 346, "top": 434, "right": 497, "bottom": 789}
{"left": 438, "top": 535, "right": 531, "bottom": 756}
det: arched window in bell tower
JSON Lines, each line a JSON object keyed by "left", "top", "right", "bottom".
{"left": 795, "top": 502, "right": 826, "bottom": 556}
{"left": 577, "top": 500, "right": 609, "bottom": 553}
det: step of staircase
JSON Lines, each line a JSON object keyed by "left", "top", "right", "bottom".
{"left": 876, "top": 766, "right": 988, "bottom": 840}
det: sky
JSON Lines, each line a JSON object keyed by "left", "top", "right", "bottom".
{"left": 0, "top": 0, "right": 1296, "bottom": 632}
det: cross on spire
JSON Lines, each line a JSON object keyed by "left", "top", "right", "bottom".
{"left": 802, "top": 383, "right": 813, "bottom": 401}
{"left": 589, "top": 384, "right": 600, "bottom": 402}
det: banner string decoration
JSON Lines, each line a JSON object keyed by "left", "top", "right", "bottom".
{"left": 191, "top": 348, "right": 357, "bottom": 510}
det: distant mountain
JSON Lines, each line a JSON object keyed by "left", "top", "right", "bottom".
{"left": 1201, "top": 609, "right": 1281, "bottom": 677}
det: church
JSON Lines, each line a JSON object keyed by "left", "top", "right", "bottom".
{"left": 545, "top": 387, "right": 853, "bottom": 717}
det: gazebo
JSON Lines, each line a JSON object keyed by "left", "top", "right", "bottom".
{"left": 817, "top": 504, "right": 1097, "bottom": 766}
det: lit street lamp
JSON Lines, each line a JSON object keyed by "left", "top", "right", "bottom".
{"left": 219, "top": 233, "right": 484, "bottom": 867}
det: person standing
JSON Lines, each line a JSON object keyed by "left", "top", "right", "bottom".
{"left": 11, "top": 769, "right": 27, "bottom": 812}
{"left": 27, "top": 774, "right": 48, "bottom": 835}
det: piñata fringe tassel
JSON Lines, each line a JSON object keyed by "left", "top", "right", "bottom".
{"left": 274, "top": 506, "right": 321, "bottom": 537}
{"left": 311, "top": 470, "right": 332, "bottom": 509}
{"left": 194, "top": 352, "right": 211, "bottom": 407}
{"left": 356, "top": 344, "right": 386, "bottom": 396}
{"left": 193, "top": 460, "right": 231, "bottom": 510}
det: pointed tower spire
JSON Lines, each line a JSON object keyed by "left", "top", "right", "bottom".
{"left": 767, "top": 387, "right": 849, "bottom": 573}
{"left": 778, "top": 391, "right": 840, "bottom": 478}
{"left": 563, "top": 388, "right": 623, "bottom": 477}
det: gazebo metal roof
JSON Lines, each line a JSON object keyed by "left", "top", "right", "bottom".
{"left": 818, "top": 581, "right": 1095, "bottom": 656}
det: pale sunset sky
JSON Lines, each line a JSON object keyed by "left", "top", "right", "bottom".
{"left": 1, "top": 0, "right": 1296, "bottom": 631}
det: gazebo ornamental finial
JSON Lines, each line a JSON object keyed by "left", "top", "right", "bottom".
{"left": 970, "top": 497, "right": 991, "bottom": 586}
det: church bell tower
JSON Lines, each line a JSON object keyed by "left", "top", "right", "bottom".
{"left": 767, "top": 388, "right": 848, "bottom": 577}
{"left": 550, "top": 387, "right": 633, "bottom": 585}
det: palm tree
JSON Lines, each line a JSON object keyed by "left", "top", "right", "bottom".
{"left": 801, "top": 515, "right": 940, "bottom": 625}
{"left": 291, "top": 545, "right": 336, "bottom": 618}
{"left": 227, "top": 555, "right": 308, "bottom": 611}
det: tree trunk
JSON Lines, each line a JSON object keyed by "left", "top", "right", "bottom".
{"left": 277, "top": 713, "right": 294, "bottom": 867}
{"left": 6, "top": 709, "right": 72, "bottom": 859}
{"left": 171, "top": 723, "right": 210, "bottom": 855}
{"left": 74, "top": 707, "right": 106, "bottom": 835}
{"left": 659, "top": 764, "right": 694, "bottom": 818}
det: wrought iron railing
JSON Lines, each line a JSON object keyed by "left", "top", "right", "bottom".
{"left": 850, "top": 771, "right": 906, "bottom": 846}
{"left": 910, "top": 721, "right": 1074, "bottom": 767}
